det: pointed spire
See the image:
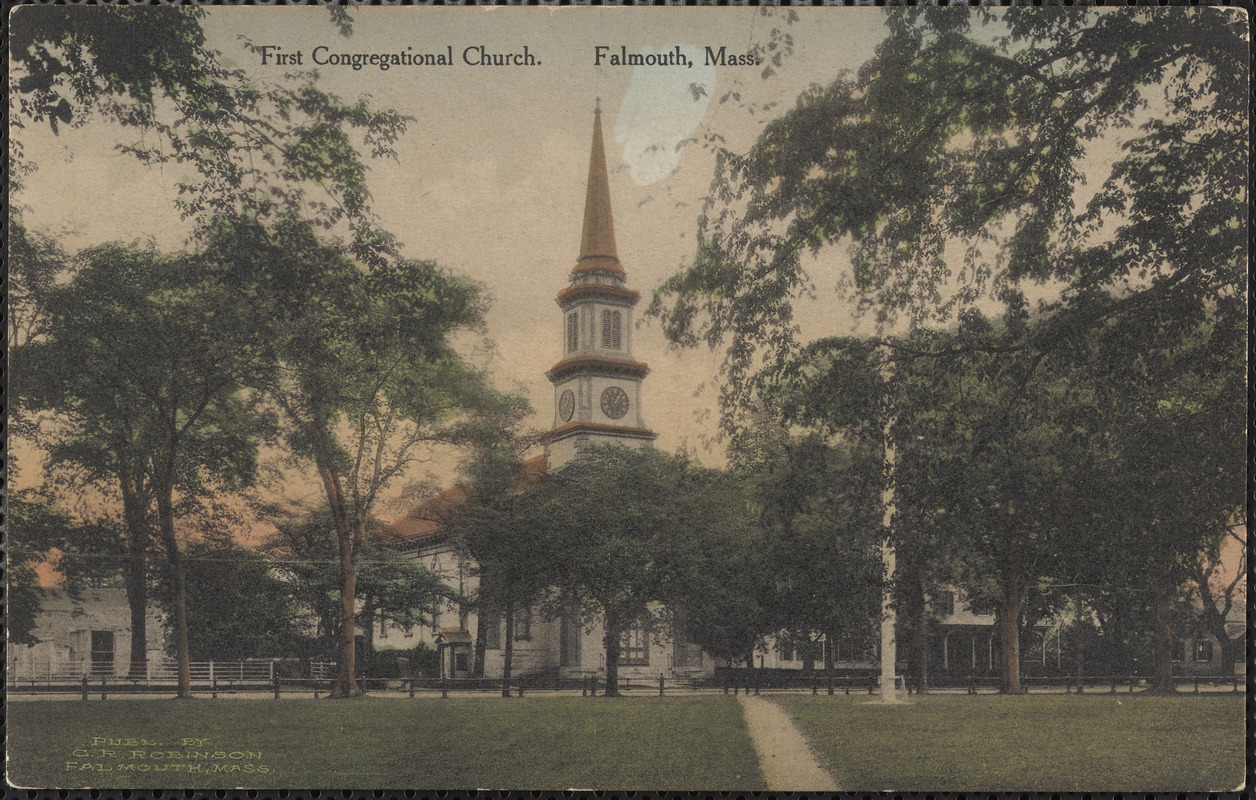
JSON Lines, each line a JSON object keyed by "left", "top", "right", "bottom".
{"left": 574, "top": 101, "right": 625, "bottom": 276}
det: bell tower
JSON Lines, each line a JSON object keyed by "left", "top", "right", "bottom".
{"left": 542, "top": 102, "right": 656, "bottom": 471}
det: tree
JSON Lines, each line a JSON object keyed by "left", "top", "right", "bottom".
{"left": 1187, "top": 527, "right": 1245, "bottom": 673}
{"left": 722, "top": 418, "right": 882, "bottom": 678}
{"left": 213, "top": 216, "right": 518, "bottom": 696}
{"left": 525, "top": 446, "right": 718, "bottom": 697}
{"left": 156, "top": 534, "right": 302, "bottom": 663}
{"left": 651, "top": 9, "right": 1245, "bottom": 695}
{"left": 6, "top": 497, "right": 74, "bottom": 646}
{"left": 16, "top": 241, "right": 264, "bottom": 696}
{"left": 265, "top": 513, "right": 451, "bottom": 665}
{"left": 10, "top": 7, "right": 406, "bottom": 266}
{"left": 1079, "top": 308, "right": 1244, "bottom": 691}
{"left": 447, "top": 404, "right": 551, "bottom": 693}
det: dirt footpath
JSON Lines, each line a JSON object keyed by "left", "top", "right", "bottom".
{"left": 737, "top": 693, "right": 840, "bottom": 791}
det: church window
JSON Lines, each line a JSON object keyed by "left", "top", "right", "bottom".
{"left": 601, "top": 309, "right": 622, "bottom": 349}
{"left": 567, "top": 313, "right": 579, "bottom": 352}
{"left": 620, "top": 624, "right": 649, "bottom": 666}
{"left": 513, "top": 606, "right": 532, "bottom": 642}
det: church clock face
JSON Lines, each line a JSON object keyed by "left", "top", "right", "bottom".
{"left": 558, "top": 390, "right": 575, "bottom": 423}
{"left": 600, "top": 386, "right": 630, "bottom": 420}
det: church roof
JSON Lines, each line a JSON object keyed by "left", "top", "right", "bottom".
{"left": 572, "top": 105, "right": 626, "bottom": 277}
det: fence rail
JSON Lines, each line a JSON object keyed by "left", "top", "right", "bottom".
{"left": 5, "top": 658, "right": 280, "bottom": 685}
{"left": 5, "top": 669, "right": 1241, "bottom": 699}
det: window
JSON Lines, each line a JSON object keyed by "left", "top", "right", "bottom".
{"left": 513, "top": 606, "right": 532, "bottom": 642}
{"left": 933, "top": 590, "right": 956, "bottom": 616}
{"left": 483, "top": 614, "right": 500, "bottom": 650}
{"left": 1171, "top": 640, "right": 1185, "bottom": 662}
{"left": 601, "top": 309, "right": 622, "bottom": 349}
{"left": 620, "top": 624, "right": 649, "bottom": 666}
{"left": 777, "top": 641, "right": 795, "bottom": 662}
{"left": 1194, "top": 640, "right": 1215, "bottom": 663}
{"left": 567, "top": 313, "right": 578, "bottom": 352}
{"left": 454, "top": 652, "right": 470, "bottom": 672}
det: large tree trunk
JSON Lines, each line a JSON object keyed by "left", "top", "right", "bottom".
{"left": 472, "top": 605, "right": 488, "bottom": 679}
{"left": 603, "top": 605, "right": 621, "bottom": 698}
{"left": 119, "top": 465, "right": 150, "bottom": 679}
{"left": 897, "top": 527, "right": 928, "bottom": 694}
{"left": 502, "top": 598, "right": 514, "bottom": 697}
{"left": 154, "top": 484, "right": 191, "bottom": 699}
{"left": 306, "top": 428, "right": 358, "bottom": 698}
{"left": 334, "top": 526, "right": 358, "bottom": 696}
{"left": 1147, "top": 573, "right": 1177, "bottom": 692}
{"left": 994, "top": 569, "right": 1024, "bottom": 694}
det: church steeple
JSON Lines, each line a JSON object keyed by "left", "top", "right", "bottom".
{"left": 574, "top": 101, "right": 625, "bottom": 276}
{"left": 542, "top": 102, "right": 656, "bottom": 471}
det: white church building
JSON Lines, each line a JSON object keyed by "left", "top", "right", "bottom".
{"left": 376, "top": 105, "right": 713, "bottom": 684}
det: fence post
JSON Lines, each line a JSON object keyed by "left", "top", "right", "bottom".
{"left": 659, "top": 672, "right": 665, "bottom": 697}
{"left": 1076, "top": 673, "right": 1084, "bottom": 694}
{"left": 101, "top": 678, "right": 108, "bottom": 701}
{"left": 409, "top": 679, "right": 415, "bottom": 699}
{"left": 209, "top": 660, "right": 215, "bottom": 684}
{"left": 591, "top": 675, "right": 598, "bottom": 697}
{"left": 81, "top": 676, "right": 89, "bottom": 702}
{"left": 1193, "top": 676, "right": 1199, "bottom": 694}
{"left": 1233, "top": 673, "right": 1239, "bottom": 693}
{"left": 212, "top": 678, "right": 218, "bottom": 700}
{"left": 869, "top": 674, "right": 877, "bottom": 696}
{"left": 1129, "top": 676, "right": 1135, "bottom": 693}
{"left": 1110, "top": 673, "right": 1117, "bottom": 694}
{"left": 273, "top": 679, "right": 281, "bottom": 700}
{"left": 967, "top": 673, "right": 976, "bottom": 695}
{"left": 828, "top": 672, "right": 834, "bottom": 696}
{"left": 722, "top": 674, "right": 728, "bottom": 696}
{"left": 441, "top": 673, "right": 449, "bottom": 699}
{"left": 517, "top": 677, "right": 524, "bottom": 698}
{"left": 812, "top": 673, "right": 818, "bottom": 696}
{"left": 583, "top": 676, "right": 589, "bottom": 697}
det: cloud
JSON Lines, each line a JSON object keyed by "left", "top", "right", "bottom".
{"left": 614, "top": 45, "right": 715, "bottom": 186}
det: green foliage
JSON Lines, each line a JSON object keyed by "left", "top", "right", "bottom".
{"left": 265, "top": 513, "right": 452, "bottom": 658}
{"left": 5, "top": 497, "right": 75, "bottom": 646}
{"left": 155, "top": 535, "right": 302, "bottom": 662}
{"left": 9, "top": 7, "right": 410, "bottom": 266}
{"left": 717, "top": 418, "right": 883, "bottom": 660}
{"left": 651, "top": 9, "right": 1247, "bottom": 430}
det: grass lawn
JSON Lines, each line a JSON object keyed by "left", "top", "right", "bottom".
{"left": 776, "top": 692, "right": 1245, "bottom": 792}
{"left": 7, "top": 695, "right": 765, "bottom": 791}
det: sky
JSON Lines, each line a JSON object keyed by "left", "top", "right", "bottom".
{"left": 13, "top": 7, "right": 898, "bottom": 521}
